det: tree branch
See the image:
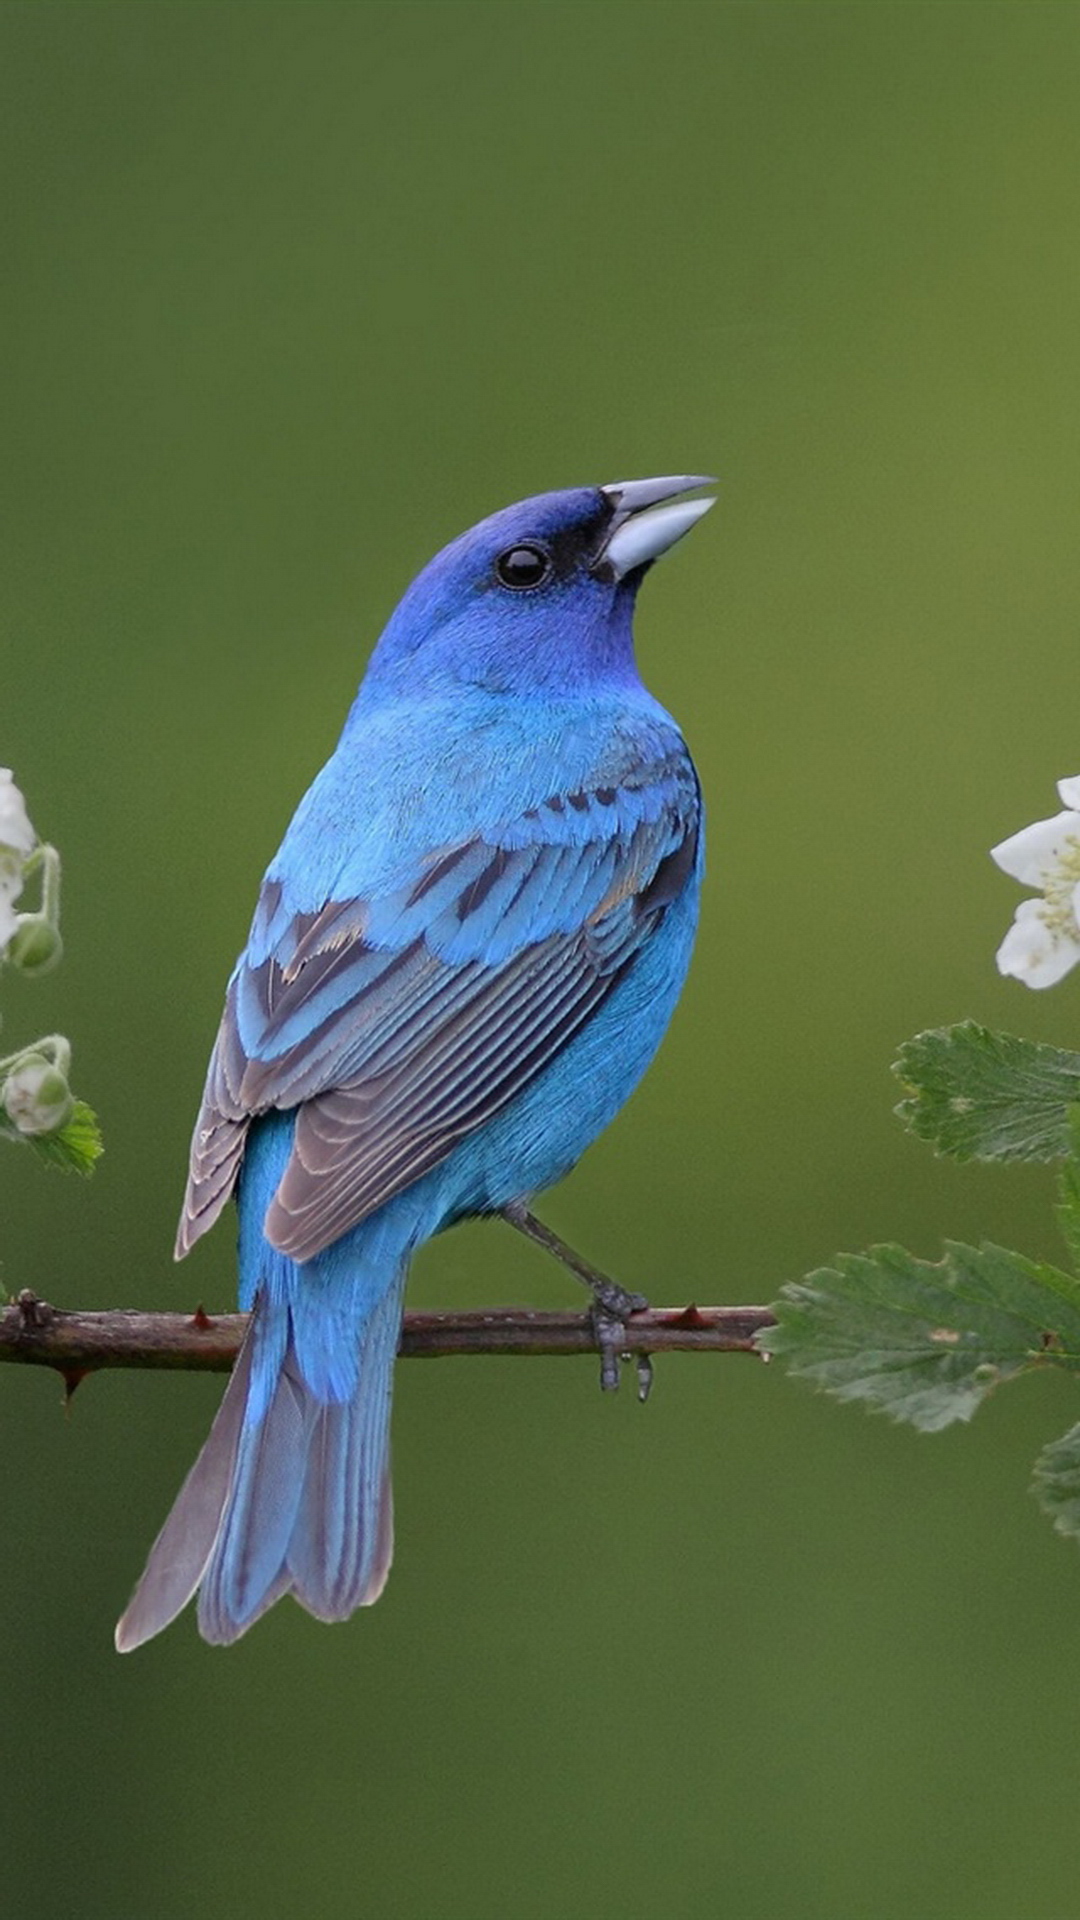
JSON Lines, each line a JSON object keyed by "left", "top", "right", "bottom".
{"left": 1, "top": 1290, "right": 775, "bottom": 1385}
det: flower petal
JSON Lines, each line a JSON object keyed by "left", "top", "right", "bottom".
{"left": 990, "top": 811, "right": 1080, "bottom": 886}
{"left": 0, "top": 850, "right": 23, "bottom": 900}
{"left": 0, "top": 770, "right": 35, "bottom": 858}
{"left": 1057, "top": 776, "right": 1080, "bottom": 809}
{"left": 996, "top": 900, "right": 1080, "bottom": 989}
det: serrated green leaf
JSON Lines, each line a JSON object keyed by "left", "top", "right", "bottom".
{"left": 1032, "top": 1421, "right": 1080, "bottom": 1543}
{"left": 894, "top": 1022, "right": 1080, "bottom": 1163}
{"left": 761, "top": 1241, "right": 1080, "bottom": 1431}
{"left": 1057, "top": 1112, "right": 1080, "bottom": 1272}
{"left": 23, "top": 1100, "right": 103, "bottom": 1175}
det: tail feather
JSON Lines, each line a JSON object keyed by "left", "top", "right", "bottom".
{"left": 288, "top": 1281, "right": 400, "bottom": 1619}
{"left": 114, "top": 1335, "right": 255, "bottom": 1654}
{"left": 368, "top": 1465, "right": 395, "bottom": 1604}
{"left": 196, "top": 1348, "right": 309, "bottom": 1644}
{"left": 115, "top": 1271, "right": 405, "bottom": 1651}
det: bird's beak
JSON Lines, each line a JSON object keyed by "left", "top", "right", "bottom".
{"left": 596, "top": 474, "right": 717, "bottom": 581}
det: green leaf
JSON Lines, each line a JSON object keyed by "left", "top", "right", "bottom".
{"left": 1033, "top": 1421, "right": 1080, "bottom": 1544}
{"left": 894, "top": 1022, "right": 1080, "bottom": 1163}
{"left": 23, "top": 1100, "right": 103, "bottom": 1176}
{"left": 1056, "top": 1111, "right": 1080, "bottom": 1271}
{"left": 761, "top": 1241, "right": 1080, "bottom": 1432}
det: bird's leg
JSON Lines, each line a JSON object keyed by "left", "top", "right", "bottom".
{"left": 501, "top": 1201, "right": 648, "bottom": 1316}
{"left": 501, "top": 1202, "right": 648, "bottom": 1393}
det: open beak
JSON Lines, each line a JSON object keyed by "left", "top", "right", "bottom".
{"left": 597, "top": 474, "right": 717, "bottom": 581}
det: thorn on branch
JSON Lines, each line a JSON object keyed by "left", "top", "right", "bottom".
{"left": 666, "top": 1302, "right": 708, "bottom": 1329}
{"left": 17, "top": 1289, "right": 53, "bottom": 1330}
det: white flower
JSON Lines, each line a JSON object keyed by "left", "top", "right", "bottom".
{"left": 0, "top": 770, "right": 35, "bottom": 958}
{"left": 992, "top": 776, "right": 1080, "bottom": 987}
{"left": 0, "top": 768, "right": 35, "bottom": 860}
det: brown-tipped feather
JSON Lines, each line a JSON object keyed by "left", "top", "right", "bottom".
{"left": 114, "top": 1334, "right": 255, "bottom": 1651}
{"left": 175, "top": 775, "right": 697, "bottom": 1269}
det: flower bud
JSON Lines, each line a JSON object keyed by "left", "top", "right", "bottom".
{"left": 7, "top": 914, "right": 63, "bottom": 976}
{"left": 2, "top": 1055, "right": 74, "bottom": 1136}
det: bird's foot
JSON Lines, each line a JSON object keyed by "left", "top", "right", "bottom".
{"left": 588, "top": 1270, "right": 649, "bottom": 1321}
{"left": 591, "top": 1299, "right": 654, "bottom": 1400}
{"left": 499, "top": 1204, "right": 652, "bottom": 1398}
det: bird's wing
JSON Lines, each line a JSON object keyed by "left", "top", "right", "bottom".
{"left": 177, "top": 754, "right": 700, "bottom": 1264}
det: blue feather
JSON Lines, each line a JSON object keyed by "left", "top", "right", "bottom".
{"left": 116, "top": 475, "right": 712, "bottom": 1650}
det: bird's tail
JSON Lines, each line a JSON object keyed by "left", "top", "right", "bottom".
{"left": 114, "top": 1256, "right": 405, "bottom": 1652}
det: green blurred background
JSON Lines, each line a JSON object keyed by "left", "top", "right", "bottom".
{"left": 4, "top": 3, "right": 1080, "bottom": 1915}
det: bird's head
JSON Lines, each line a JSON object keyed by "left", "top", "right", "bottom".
{"left": 362, "top": 475, "right": 716, "bottom": 701}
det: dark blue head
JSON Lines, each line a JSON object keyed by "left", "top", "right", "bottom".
{"left": 360, "top": 476, "right": 715, "bottom": 702}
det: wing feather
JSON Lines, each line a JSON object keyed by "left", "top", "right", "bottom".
{"left": 176, "top": 762, "right": 699, "bottom": 1263}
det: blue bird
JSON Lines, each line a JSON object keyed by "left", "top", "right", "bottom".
{"left": 115, "top": 474, "right": 713, "bottom": 1650}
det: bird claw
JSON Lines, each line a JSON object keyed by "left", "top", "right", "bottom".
{"left": 590, "top": 1294, "right": 652, "bottom": 1399}
{"left": 500, "top": 1204, "right": 652, "bottom": 1398}
{"left": 635, "top": 1352, "right": 655, "bottom": 1403}
{"left": 591, "top": 1275, "right": 648, "bottom": 1320}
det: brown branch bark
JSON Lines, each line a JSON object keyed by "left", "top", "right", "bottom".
{"left": 1, "top": 1289, "right": 775, "bottom": 1385}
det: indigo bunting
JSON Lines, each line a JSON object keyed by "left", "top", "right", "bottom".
{"left": 116, "top": 474, "right": 713, "bottom": 1650}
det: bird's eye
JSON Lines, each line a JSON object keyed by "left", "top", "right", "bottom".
{"left": 494, "top": 543, "right": 553, "bottom": 590}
